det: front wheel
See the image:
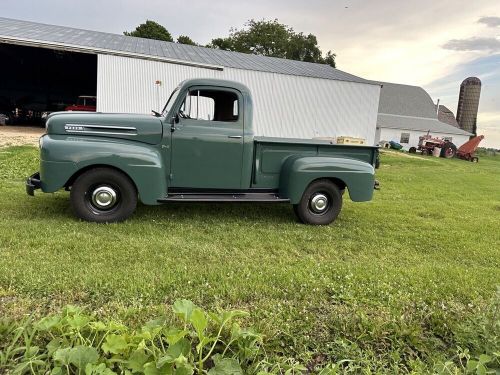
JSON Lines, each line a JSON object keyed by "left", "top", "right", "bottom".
{"left": 70, "top": 168, "right": 137, "bottom": 223}
{"left": 293, "top": 179, "right": 342, "bottom": 225}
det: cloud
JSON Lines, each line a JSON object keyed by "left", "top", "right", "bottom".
{"left": 478, "top": 16, "right": 500, "bottom": 27}
{"left": 443, "top": 37, "right": 500, "bottom": 52}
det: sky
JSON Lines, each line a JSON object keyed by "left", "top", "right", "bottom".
{"left": 1, "top": 0, "right": 499, "bottom": 148}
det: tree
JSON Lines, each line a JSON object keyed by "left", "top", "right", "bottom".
{"left": 124, "top": 20, "right": 173, "bottom": 42}
{"left": 207, "top": 19, "right": 336, "bottom": 68}
{"left": 177, "top": 35, "right": 197, "bottom": 46}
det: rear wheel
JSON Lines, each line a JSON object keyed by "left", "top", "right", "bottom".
{"left": 440, "top": 142, "right": 457, "bottom": 158}
{"left": 293, "top": 179, "right": 342, "bottom": 225}
{"left": 409, "top": 147, "right": 417, "bottom": 154}
{"left": 70, "top": 168, "right": 137, "bottom": 223}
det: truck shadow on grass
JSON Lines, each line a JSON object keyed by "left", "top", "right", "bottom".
{"left": 134, "top": 202, "right": 297, "bottom": 224}
{"left": 19, "top": 194, "right": 298, "bottom": 225}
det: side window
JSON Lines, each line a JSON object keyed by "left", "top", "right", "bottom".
{"left": 400, "top": 133, "right": 410, "bottom": 143}
{"left": 179, "top": 89, "right": 239, "bottom": 122}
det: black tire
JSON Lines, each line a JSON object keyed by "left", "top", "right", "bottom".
{"left": 70, "top": 168, "right": 137, "bottom": 223}
{"left": 409, "top": 147, "right": 417, "bottom": 154}
{"left": 421, "top": 149, "right": 429, "bottom": 156}
{"left": 440, "top": 142, "right": 457, "bottom": 158}
{"left": 293, "top": 179, "right": 342, "bottom": 225}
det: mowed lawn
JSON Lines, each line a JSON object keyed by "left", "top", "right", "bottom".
{"left": 0, "top": 146, "right": 499, "bottom": 371}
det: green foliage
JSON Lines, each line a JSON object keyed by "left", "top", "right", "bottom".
{"left": 207, "top": 19, "right": 336, "bottom": 68}
{"left": 0, "top": 301, "right": 273, "bottom": 374}
{"left": 124, "top": 20, "right": 173, "bottom": 42}
{"left": 177, "top": 36, "right": 197, "bottom": 46}
{"left": 122, "top": 18, "right": 335, "bottom": 67}
{"left": 476, "top": 147, "right": 497, "bottom": 157}
{"left": 0, "top": 147, "right": 500, "bottom": 373}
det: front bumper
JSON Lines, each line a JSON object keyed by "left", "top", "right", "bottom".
{"left": 26, "top": 172, "right": 41, "bottom": 196}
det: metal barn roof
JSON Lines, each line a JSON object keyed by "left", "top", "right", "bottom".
{"left": 437, "top": 105, "right": 460, "bottom": 128}
{"left": 377, "top": 114, "right": 472, "bottom": 135}
{"left": 0, "top": 17, "right": 373, "bottom": 85}
{"left": 376, "top": 81, "right": 472, "bottom": 136}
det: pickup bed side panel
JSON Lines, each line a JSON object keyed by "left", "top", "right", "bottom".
{"left": 279, "top": 156, "right": 375, "bottom": 204}
{"left": 40, "top": 135, "right": 166, "bottom": 205}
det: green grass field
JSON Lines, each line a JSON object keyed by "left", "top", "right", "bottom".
{"left": 0, "top": 146, "right": 499, "bottom": 372}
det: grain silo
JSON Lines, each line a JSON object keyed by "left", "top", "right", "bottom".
{"left": 456, "top": 77, "right": 481, "bottom": 135}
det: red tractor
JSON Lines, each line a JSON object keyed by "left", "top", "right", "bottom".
{"left": 409, "top": 134, "right": 457, "bottom": 158}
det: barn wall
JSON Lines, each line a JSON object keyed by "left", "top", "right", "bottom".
{"left": 97, "top": 54, "right": 380, "bottom": 144}
{"left": 377, "top": 127, "right": 470, "bottom": 150}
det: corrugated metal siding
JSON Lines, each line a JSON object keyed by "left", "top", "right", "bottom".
{"left": 97, "top": 54, "right": 218, "bottom": 114}
{"left": 97, "top": 54, "right": 380, "bottom": 144}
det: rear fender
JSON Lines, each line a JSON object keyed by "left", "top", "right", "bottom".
{"left": 279, "top": 156, "right": 375, "bottom": 204}
{"left": 40, "top": 135, "right": 166, "bottom": 205}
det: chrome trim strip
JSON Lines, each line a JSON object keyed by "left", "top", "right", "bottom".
{"left": 65, "top": 130, "right": 138, "bottom": 136}
{"left": 66, "top": 123, "right": 137, "bottom": 131}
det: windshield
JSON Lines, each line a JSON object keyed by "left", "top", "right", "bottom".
{"left": 161, "top": 88, "right": 180, "bottom": 116}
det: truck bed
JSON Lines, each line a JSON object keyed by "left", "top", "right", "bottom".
{"left": 252, "top": 136, "right": 378, "bottom": 188}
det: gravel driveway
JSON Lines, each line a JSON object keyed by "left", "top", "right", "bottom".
{"left": 0, "top": 126, "right": 45, "bottom": 147}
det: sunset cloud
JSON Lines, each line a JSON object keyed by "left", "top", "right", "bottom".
{"left": 478, "top": 16, "right": 500, "bottom": 27}
{"left": 443, "top": 37, "right": 500, "bottom": 52}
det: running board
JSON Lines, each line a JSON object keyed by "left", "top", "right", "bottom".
{"left": 158, "top": 192, "right": 289, "bottom": 203}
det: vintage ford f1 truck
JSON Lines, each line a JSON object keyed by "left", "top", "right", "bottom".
{"left": 26, "top": 78, "right": 379, "bottom": 225}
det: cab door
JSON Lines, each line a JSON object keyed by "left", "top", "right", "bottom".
{"left": 169, "top": 87, "right": 244, "bottom": 189}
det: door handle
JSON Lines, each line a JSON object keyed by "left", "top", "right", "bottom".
{"left": 227, "top": 135, "right": 242, "bottom": 139}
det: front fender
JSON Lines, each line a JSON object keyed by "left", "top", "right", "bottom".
{"left": 40, "top": 135, "right": 167, "bottom": 205}
{"left": 279, "top": 156, "right": 375, "bottom": 204}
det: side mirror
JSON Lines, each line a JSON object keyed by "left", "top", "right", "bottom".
{"left": 170, "top": 114, "right": 179, "bottom": 132}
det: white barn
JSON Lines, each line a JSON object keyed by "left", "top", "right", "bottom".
{"left": 0, "top": 18, "right": 381, "bottom": 144}
{"left": 375, "top": 82, "right": 472, "bottom": 149}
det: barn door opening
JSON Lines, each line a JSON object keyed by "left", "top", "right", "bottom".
{"left": 0, "top": 44, "right": 97, "bottom": 126}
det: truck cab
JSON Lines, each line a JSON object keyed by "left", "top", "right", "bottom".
{"left": 27, "top": 78, "right": 379, "bottom": 225}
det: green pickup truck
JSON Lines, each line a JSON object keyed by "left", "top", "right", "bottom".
{"left": 27, "top": 78, "right": 379, "bottom": 225}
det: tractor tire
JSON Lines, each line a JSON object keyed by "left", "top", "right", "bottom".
{"left": 440, "top": 142, "right": 457, "bottom": 158}
{"left": 421, "top": 149, "right": 429, "bottom": 156}
{"left": 409, "top": 147, "right": 417, "bottom": 154}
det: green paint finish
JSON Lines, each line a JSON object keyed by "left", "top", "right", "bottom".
{"left": 46, "top": 112, "right": 163, "bottom": 145}
{"left": 40, "top": 135, "right": 166, "bottom": 205}
{"left": 167, "top": 85, "right": 245, "bottom": 189}
{"left": 279, "top": 156, "right": 375, "bottom": 204}
{"left": 252, "top": 138, "right": 378, "bottom": 196}
{"left": 169, "top": 119, "right": 244, "bottom": 188}
{"left": 35, "top": 78, "right": 378, "bottom": 207}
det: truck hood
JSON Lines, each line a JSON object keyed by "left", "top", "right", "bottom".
{"left": 45, "top": 112, "right": 164, "bottom": 145}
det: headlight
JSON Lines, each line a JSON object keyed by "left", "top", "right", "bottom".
{"left": 39, "top": 135, "right": 45, "bottom": 149}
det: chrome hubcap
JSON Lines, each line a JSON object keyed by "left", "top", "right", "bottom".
{"left": 91, "top": 186, "right": 117, "bottom": 209}
{"left": 310, "top": 193, "right": 328, "bottom": 213}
